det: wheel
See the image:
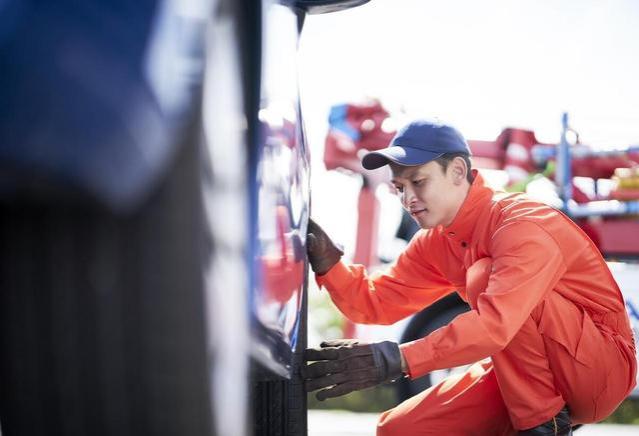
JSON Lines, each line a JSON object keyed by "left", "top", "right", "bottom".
{"left": 395, "top": 294, "right": 471, "bottom": 403}
{"left": 251, "top": 265, "right": 308, "bottom": 436}
{"left": 0, "top": 0, "right": 251, "bottom": 433}
{"left": 0, "top": 127, "right": 217, "bottom": 436}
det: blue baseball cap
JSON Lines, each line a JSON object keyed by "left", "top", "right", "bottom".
{"left": 361, "top": 120, "right": 471, "bottom": 170}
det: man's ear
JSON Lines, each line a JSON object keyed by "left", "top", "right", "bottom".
{"left": 450, "top": 157, "right": 468, "bottom": 185}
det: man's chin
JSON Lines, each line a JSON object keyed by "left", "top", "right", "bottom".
{"left": 413, "top": 216, "right": 436, "bottom": 230}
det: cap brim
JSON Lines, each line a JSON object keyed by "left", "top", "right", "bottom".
{"left": 361, "top": 146, "right": 443, "bottom": 170}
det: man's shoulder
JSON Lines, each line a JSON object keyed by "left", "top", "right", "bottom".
{"left": 489, "top": 190, "right": 558, "bottom": 222}
{"left": 487, "top": 191, "right": 592, "bottom": 260}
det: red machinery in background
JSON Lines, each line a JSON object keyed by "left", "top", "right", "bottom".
{"left": 323, "top": 100, "right": 394, "bottom": 336}
{"left": 324, "top": 100, "right": 395, "bottom": 271}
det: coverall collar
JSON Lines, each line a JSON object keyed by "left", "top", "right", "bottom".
{"left": 440, "top": 169, "right": 493, "bottom": 244}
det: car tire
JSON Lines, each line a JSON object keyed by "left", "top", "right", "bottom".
{"left": 395, "top": 294, "right": 470, "bottom": 403}
{"left": 252, "top": 263, "right": 308, "bottom": 436}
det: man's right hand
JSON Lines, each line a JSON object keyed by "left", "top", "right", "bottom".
{"left": 307, "top": 219, "right": 344, "bottom": 275}
{"left": 303, "top": 339, "right": 404, "bottom": 401}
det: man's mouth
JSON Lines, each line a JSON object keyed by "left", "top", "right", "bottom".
{"left": 410, "top": 209, "right": 427, "bottom": 217}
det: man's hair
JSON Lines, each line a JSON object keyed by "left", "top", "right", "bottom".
{"left": 434, "top": 153, "right": 474, "bottom": 183}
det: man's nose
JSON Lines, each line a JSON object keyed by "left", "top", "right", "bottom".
{"left": 402, "top": 187, "right": 416, "bottom": 208}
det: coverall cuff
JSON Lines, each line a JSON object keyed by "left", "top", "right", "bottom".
{"left": 399, "top": 340, "right": 436, "bottom": 379}
{"left": 314, "top": 261, "right": 349, "bottom": 292}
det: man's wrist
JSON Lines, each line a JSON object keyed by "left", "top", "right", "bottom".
{"left": 400, "top": 350, "right": 409, "bottom": 376}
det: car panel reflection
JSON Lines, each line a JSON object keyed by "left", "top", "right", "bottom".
{"left": 249, "top": 2, "right": 310, "bottom": 378}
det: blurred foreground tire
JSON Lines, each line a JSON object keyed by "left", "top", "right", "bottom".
{"left": 0, "top": 133, "right": 215, "bottom": 436}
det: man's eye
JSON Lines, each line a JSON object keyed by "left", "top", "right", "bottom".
{"left": 394, "top": 186, "right": 403, "bottom": 193}
{"left": 412, "top": 179, "right": 425, "bottom": 186}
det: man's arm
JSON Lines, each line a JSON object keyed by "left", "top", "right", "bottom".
{"left": 310, "top": 221, "right": 456, "bottom": 325}
{"left": 400, "top": 220, "right": 568, "bottom": 378}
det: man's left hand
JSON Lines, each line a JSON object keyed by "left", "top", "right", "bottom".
{"left": 303, "top": 339, "right": 404, "bottom": 401}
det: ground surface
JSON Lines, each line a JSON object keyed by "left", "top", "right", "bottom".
{"left": 308, "top": 410, "right": 639, "bottom": 436}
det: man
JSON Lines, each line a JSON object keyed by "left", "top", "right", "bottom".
{"left": 304, "top": 120, "right": 637, "bottom": 435}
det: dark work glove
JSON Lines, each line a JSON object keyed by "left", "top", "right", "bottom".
{"left": 303, "top": 339, "right": 404, "bottom": 401}
{"left": 307, "top": 219, "right": 344, "bottom": 275}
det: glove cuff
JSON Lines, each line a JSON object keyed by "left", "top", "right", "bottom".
{"left": 373, "top": 341, "right": 404, "bottom": 383}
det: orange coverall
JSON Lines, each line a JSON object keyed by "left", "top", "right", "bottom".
{"left": 316, "top": 172, "right": 637, "bottom": 434}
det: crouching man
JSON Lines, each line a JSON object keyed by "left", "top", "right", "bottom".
{"left": 304, "top": 120, "right": 636, "bottom": 435}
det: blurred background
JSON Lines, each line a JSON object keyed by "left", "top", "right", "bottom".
{"left": 297, "top": 0, "right": 639, "bottom": 426}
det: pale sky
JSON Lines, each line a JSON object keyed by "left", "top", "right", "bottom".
{"left": 297, "top": 0, "right": 639, "bottom": 253}
{"left": 300, "top": 0, "right": 639, "bottom": 144}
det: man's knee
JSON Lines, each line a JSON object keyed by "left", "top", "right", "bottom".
{"left": 377, "top": 404, "right": 447, "bottom": 436}
{"left": 377, "top": 406, "right": 425, "bottom": 436}
{"left": 377, "top": 408, "right": 402, "bottom": 436}
{"left": 466, "top": 257, "right": 492, "bottom": 309}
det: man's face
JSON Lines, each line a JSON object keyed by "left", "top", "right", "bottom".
{"left": 390, "top": 159, "right": 469, "bottom": 229}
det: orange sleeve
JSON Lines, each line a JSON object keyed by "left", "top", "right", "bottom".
{"left": 400, "top": 221, "right": 567, "bottom": 378}
{"left": 315, "top": 232, "right": 456, "bottom": 325}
